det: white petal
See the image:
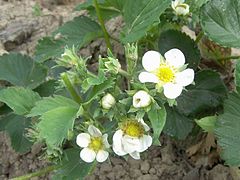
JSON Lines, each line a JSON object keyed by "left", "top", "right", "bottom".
{"left": 142, "top": 51, "right": 162, "bottom": 72}
{"left": 138, "top": 135, "right": 153, "bottom": 152}
{"left": 113, "top": 130, "right": 127, "bottom": 156}
{"left": 76, "top": 133, "right": 90, "bottom": 148}
{"left": 163, "top": 83, "right": 183, "bottom": 99}
{"left": 96, "top": 150, "right": 109, "bottom": 162}
{"left": 122, "top": 135, "right": 141, "bottom": 153}
{"left": 129, "top": 151, "right": 140, "bottom": 160}
{"left": 164, "top": 49, "right": 185, "bottom": 68}
{"left": 176, "top": 68, "right": 194, "bottom": 87}
{"left": 88, "top": 125, "right": 102, "bottom": 137}
{"left": 139, "top": 72, "right": 159, "bottom": 83}
{"left": 80, "top": 148, "right": 96, "bottom": 163}
{"left": 102, "top": 134, "right": 110, "bottom": 148}
{"left": 138, "top": 118, "right": 150, "bottom": 132}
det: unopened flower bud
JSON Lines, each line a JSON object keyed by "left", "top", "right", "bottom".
{"left": 133, "top": 90, "right": 151, "bottom": 108}
{"left": 101, "top": 93, "right": 116, "bottom": 110}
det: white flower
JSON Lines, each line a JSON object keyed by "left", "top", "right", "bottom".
{"left": 101, "top": 93, "right": 116, "bottom": 110}
{"left": 112, "top": 118, "right": 152, "bottom": 160}
{"left": 76, "top": 125, "right": 110, "bottom": 163}
{"left": 139, "top": 49, "right": 194, "bottom": 99}
{"left": 133, "top": 90, "right": 151, "bottom": 108}
{"left": 171, "top": 0, "right": 189, "bottom": 16}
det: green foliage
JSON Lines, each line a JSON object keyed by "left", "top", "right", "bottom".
{"left": 75, "top": 0, "right": 121, "bottom": 21}
{"left": 0, "top": 53, "right": 47, "bottom": 89}
{"left": 0, "top": 87, "right": 41, "bottom": 115}
{"left": 35, "top": 16, "right": 103, "bottom": 62}
{"left": 215, "top": 93, "right": 240, "bottom": 166}
{"left": 195, "top": 116, "right": 217, "bottom": 133}
{"left": 147, "top": 102, "right": 166, "bottom": 145}
{"left": 200, "top": 0, "right": 240, "bottom": 48}
{"left": 121, "top": 0, "right": 170, "bottom": 43}
{"left": 34, "top": 80, "right": 57, "bottom": 97}
{"left": 53, "top": 148, "right": 94, "bottom": 180}
{"left": 176, "top": 70, "right": 227, "bottom": 117}
{"left": 158, "top": 30, "right": 200, "bottom": 70}
{"left": 0, "top": 113, "right": 33, "bottom": 153}
{"left": 29, "top": 96, "right": 79, "bottom": 148}
{"left": 234, "top": 61, "right": 240, "bottom": 92}
{"left": 163, "top": 106, "right": 193, "bottom": 140}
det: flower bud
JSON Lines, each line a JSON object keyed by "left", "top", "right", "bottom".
{"left": 171, "top": 0, "right": 189, "bottom": 16}
{"left": 133, "top": 90, "right": 151, "bottom": 108}
{"left": 101, "top": 93, "right": 116, "bottom": 110}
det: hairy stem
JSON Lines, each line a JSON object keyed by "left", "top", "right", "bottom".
{"left": 94, "top": 0, "right": 112, "bottom": 50}
{"left": 11, "top": 165, "right": 58, "bottom": 180}
{"left": 118, "top": 69, "right": 131, "bottom": 79}
{"left": 195, "top": 31, "right": 204, "bottom": 44}
{"left": 217, "top": 55, "right": 240, "bottom": 61}
{"left": 61, "top": 73, "right": 82, "bottom": 104}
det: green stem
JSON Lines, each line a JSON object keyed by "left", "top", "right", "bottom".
{"left": 61, "top": 73, "right": 82, "bottom": 104}
{"left": 118, "top": 69, "right": 131, "bottom": 79}
{"left": 94, "top": 0, "right": 112, "bottom": 51}
{"left": 195, "top": 31, "right": 204, "bottom": 44}
{"left": 11, "top": 165, "right": 58, "bottom": 180}
{"left": 217, "top": 55, "right": 240, "bottom": 61}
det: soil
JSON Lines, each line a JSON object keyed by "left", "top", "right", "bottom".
{"left": 0, "top": 0, "right": 238, "bottom": 180}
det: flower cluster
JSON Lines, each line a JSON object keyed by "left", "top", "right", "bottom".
{"left": 76, "top": 48, "right": 194, "bottom": 163}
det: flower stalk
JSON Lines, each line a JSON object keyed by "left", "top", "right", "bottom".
{"left": 94, "top": 0, "right": 112, "bottom": 51}
{"left": 11, "top": 165, "right": 58, "bottom": 180}
{"left": 61, "top": 73, "right": 82, "bottom": 104}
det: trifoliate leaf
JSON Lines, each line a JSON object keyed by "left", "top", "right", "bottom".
{"left": 0, "top": 87, "right": 41, "bottom": 115}
{"left": 0, "top": 113, "right": 33, "bottom": 153}
{"left": 177, "top": 70, "right": 227, "bottom": 118}
{"left": 215, "top": 93, "right": 240, "bottom": 166}
{"left": 121, "top": 0, "right": 170, "bottom": 43}
{"left": 200, "top": 0, "right": 240, "bottom": 48}
{"left": 0, "top": 53, "right": 47, "bottom": 89}
{"left": 30, "top": 95, "right": 79, "bottom": 148}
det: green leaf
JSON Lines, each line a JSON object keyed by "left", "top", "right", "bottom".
{"left": 234, "top": 61, "right": 240, "bottom": 92}
{"left": 34, "top": 80, "right": 57, "bottom": 97}
{"left": 0, "top": 87, "right": 41, "bottom": 115}
{"left": 30, "top": 95, "right": 79, "bottom": 147}
{"left": 177, "top": 70, "right": 227, "bottom": 117}
{"left": 147, "top": 102, "right": 166, "bottom": 145}
{"left": 53, "top": 148, "right": 95, "bottom": 180}
{"left": 0, "top": 113, "right": 33, "bottom": 153}
{"left": 200, "top": 0, "right": 240, "bottom": 48}
{"left": 35, "top": 16, "right": 103, "bottom": 62}
{"left": 85, "top": 78, "right": 115, "bottom": 104}
{"left": 215, "top": 93, "right": 240, "bottom": 166}
{"left": 75, "top": 0, "right": 120, "bottom": 21}
{"left": 0, "top": 53, "right": 47, "bottom": 89}
{"left": 29, "top": 95, "right": 78, "bottom": 117}
{"left": 121, "top": 0, "right": 170, "bottom": 43}
{"left": 158, "top": 30, "right": 200, "bottom": 70}
{"left": 195, "top": 116, "right": 217, "bottom": 133}
{"left": 163, "top": 106, "right": 193, "bottom": 140}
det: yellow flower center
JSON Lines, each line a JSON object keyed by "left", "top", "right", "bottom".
{"left": 89, "top": 137, "right": 103, "bottom": 152}
{"left": 155, "top": 64, "right": 175, "bottom": 83}
{"left": 121, "top": 120, "right": 145, "bottom": 138}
